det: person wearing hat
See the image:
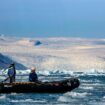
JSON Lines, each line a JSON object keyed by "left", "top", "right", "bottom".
{"left": 8, "top": 63, "right": 16, "bottom": 83}
{"left": 29, "top": 67, "right": 38, "bottom": 82}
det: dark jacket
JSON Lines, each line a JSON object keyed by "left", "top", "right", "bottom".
{"left": 29, "top": 72, "right": 38, "bottom": 82}
{"left": 7, "top": 63, "right": 16, "bottom": 83}
{"left": 8, "top": 64, "right": 16, "bottom": 77}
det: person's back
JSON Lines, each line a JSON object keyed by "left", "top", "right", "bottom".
{"left": 29, "top": 67, "right": 38, "bottom": 82}
{"left": 8, "top": 63, "right": 16, "bottom": 83}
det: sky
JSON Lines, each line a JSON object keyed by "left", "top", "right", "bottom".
{"left": 0, "top": 0, "right": 105, "bottom": 38}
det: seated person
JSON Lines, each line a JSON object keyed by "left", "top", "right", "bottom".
{"left": 29, "top": 67, "right": 38, "bottom": 82}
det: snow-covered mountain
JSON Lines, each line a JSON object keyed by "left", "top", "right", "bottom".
{"left": 0, "top": 35, "right": 105, "bottom": 72}
{"left": 16, "top": 38, "right": 42, "bottom": 46}
{"left": 0, "top": 53, "right": 27, "bottom": 70}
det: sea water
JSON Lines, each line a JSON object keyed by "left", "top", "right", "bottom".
{"left": 0, "top": 71, "right": 105, "bottom": 105}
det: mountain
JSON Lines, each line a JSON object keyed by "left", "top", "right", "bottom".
{"left": 0, "top": 53, "right": 27, "bottom": 70}
{"left": 0, "top": 36, "right": 105, "bottom": 72}
{"left": 16, "top": 38, "right": 42, "bottom": 46}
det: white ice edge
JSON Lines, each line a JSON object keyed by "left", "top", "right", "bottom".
{"left": 0, "top": 68, "right": 105, "bottom": 76}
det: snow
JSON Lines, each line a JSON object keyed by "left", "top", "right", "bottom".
{"left": 0, "top": 36, "right": 105, "bottom": 72}
{"left": 16, "top": 38, "right": 42, "bottom": 46}
{"left": 0, "top": 53, "right": 27, "bottom": 70}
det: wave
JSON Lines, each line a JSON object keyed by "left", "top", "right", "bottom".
{"left": 103, "top": 96, "right": 105, "bottom": 99}
{"left": 79, "top": 86, "right": 94, "bottom": 90}
{"left": 10, "top": 99, "right": 46, "bottom": 103}
{"left": 10, "top": 99, "right": 47, "bottom": 103}
{"left": 65, "top": 92, "right": 91, "bottom": 98}
{"left": 89, "top": 101, "right": 105, "bottom": 105}
{"left": 10, "top": 93, "right": 17, "bottom": 95}
{"left": 81, "top": 79, "right": 102, "bottom": 83}
{"left": 58, "top": 92, "right": 91, "bottom": 102}
{"left": 0, "top": 95, "right": 6, "bottom": 100}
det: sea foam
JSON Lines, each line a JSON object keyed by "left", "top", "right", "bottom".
{"left": 58, "top": 92, "right": 91, "bottom": 102}
{"left": 10, "top": 99, "right": 47, "bottom": 103}
{"left": 0, "top": 95, "right": 6, "bottom": 100}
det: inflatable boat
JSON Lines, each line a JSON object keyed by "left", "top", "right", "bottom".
{"left": 0, "top": 78, "right": 80, "bottom": 93}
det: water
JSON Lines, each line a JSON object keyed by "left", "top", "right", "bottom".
{"left": 0, "top": 72, "right": 105, "bottom": 105}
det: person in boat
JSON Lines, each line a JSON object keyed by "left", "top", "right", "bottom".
{"left": 29, "top": 67, "right": 38, "bottom": 82}
{"left": 7, "top": 63, "right": 16, "bottom": 83}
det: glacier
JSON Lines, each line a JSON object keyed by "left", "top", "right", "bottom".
{"left": 0, "top": 35, "right": 105, "bottom": 73}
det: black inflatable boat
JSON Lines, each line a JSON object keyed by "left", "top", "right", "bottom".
{"left": 0, "top": 78, "right": 80, "bottom": 93}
